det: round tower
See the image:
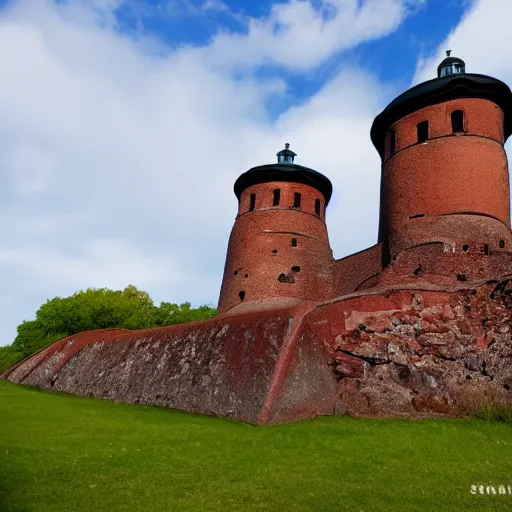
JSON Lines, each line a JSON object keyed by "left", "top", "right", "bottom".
{"left": 218, "top": 145, "right": 334, "bottom": 314}
{"left": 371, "top": 51, "right": 512, "bottom": 262}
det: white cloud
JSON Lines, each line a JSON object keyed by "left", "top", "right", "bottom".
{"left": 202, "top": 0, "right": 229, "bottom": 13}
{"left": 276, "top": 68, "right": 385, "bottom": 255}
{"left": 206, "top": 0, "right": 425, "bottom": 71}
{"left": 0, "top": 239, "right": 175, "bottom": 289}
{"left": 0, "top": 0, "right": 420, "bottom": 345}
{"left": 414, "top": 0, "right": 512, "bottom": 84}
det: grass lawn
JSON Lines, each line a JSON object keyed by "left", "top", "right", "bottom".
{"left": 1, "top": 380, "right": 511, "bottom": 512}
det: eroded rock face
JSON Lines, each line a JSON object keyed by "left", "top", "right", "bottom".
{"left": 324, "top": 280, "right": 512, "bottom": 417}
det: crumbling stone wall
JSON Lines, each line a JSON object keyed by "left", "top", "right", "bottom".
{"left": 306, "top": 279, "right": 512, "bottom": 417}
{"left": 4, "top": 279, "right": 512, "bottom": 424}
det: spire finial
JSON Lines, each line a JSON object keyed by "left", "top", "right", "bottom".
{"left": 446, "top": 49, "right": 451, "bottom": 57}
{"left": 285, "top": 142, "right": 290, "bottom": 150}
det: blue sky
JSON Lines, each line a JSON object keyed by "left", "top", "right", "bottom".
{"left": 90, "top": 0, "right": 469, "bottom": 113}
{"left": 0, "top": 0, "right": 510, "bottom": 346}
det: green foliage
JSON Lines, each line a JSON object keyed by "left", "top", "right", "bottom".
{"left": 0, "top": 346, "right": 24, "bottom": 374}
{"left": 35, "top": 286, "right": 158, "bottom": 335}
{"left": 2, "top": 380, "right": 512, "bottom": 512}
{"left": 0, "top": 286, "right": 216, "bottom": 373}
{"left": 10, "top": 320, "right": 67, "bottom": 356}
{"left": 155, "top": 301, "right": 217, "bottom": 326}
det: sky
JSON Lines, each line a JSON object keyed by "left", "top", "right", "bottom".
{"left": 0, "top": 0, "right": 511, "bottom": 345}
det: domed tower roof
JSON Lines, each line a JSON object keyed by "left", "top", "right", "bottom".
{"left": 234, "top": 144, "right": 333, "bottom": 204}
{"left": 370, "top": 52, "right": 512, "bottom": 159}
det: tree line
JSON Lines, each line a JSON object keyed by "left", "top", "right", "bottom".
{"left": 0, "top": 285, "right": 216, "bottom": 373}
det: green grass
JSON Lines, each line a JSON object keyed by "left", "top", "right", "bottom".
{"left": 1, "top": 381, "right": 511, "bottom": 512}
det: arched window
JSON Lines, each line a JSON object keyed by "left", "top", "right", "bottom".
{"left": 417, "top": 121, "right": 429, "bottom": 143}
{"left": 249, "top": 194, "right": 256, "bottom": 211}
{"left": 273, "top": 189, "right": 280, "bottom": 206}
{"left": 451, "top": 110, "right": 464, "bottom": 133}
{"left": 315, "top": 199, "right": 321, "bottom": 216}
{"left": 293, "top": 193, "right": 301, "bottom": 209}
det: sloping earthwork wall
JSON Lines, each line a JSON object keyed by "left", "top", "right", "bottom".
{"left": 2, "top": 304, "right": 337, "bottom": 425}
{"left": 3, "top": 279, "right": 512, "bottom": 423}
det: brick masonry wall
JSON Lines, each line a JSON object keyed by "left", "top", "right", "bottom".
{"left": 380, "top": 98, "right": 510, "bottom": 257}
{"left": 218, "top": 181, "right": 334, "bottom": 313}
{"left": 332, "top": 243, "right": 384, "bottom": 295}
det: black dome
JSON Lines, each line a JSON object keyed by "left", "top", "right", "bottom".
{"left": 370, "top": 73, "right": 512, "bottom": 160}
{"left": 234, "top": 163, "right": 333, "bottom": 205}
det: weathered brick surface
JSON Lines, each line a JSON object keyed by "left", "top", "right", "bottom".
{"left": 4, "top": 306, "right": 334, "bottom": 424}
{"left": 380, "top": 99, "right": 511, "bottom": 258}
{"left": 218, "top": 182, "right": 334, "bottom": 313}
{"left": 306, "top": 279, "right": 512, "bottom": 417}
{"left": 332, "top": 243, "right": 384, "bottom": 295}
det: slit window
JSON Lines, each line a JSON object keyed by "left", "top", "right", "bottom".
{"left": 273, "top": 189, "right": 280, "bottom": 206}
{"left": 417, "top": 121, "right": 429, "bottom": 143}
{"left": 291, "top": 238, "right": 297, "bottom": 247}
{"left": 293, "top": 193, "right": 301, "bottom": 209}
{"left": 315, "top": 199, "right": 321, "bottom": 216}
{"left": 389, "top": 128, "right": 396, "bottom": 155}
{"left": 451, "top": 110, "right": 464, "bottom": 133}
{"left": 249, "top": 193, "right": 256, "bottom": 211}
{"left": 483, "top": 244, "right": 489, "bottom": 256}
{"left": 500, "top": 240, "right": 505, "bottom": 248}
{"left": 238, "top": 291, "right": 245, "bottom": 301}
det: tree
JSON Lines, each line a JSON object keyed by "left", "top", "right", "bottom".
{"left": 155, "top": 302, "right": 216, "bottom": 326}
{"left": 0, "top": 285, "right": 216, "bottom": 373}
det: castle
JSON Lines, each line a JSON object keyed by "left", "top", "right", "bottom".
{"left": 4, "top": 53, "right": 512, "bottom": 424}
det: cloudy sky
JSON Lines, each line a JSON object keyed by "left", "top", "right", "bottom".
{"left": 0, "top": 0, "right": 510, "bottom": 345}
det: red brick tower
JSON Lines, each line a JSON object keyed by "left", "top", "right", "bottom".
{"left": 218, "top": 145, "right": 334, "bottom": 314}
{"left": 370, "top": 52, "right": 512, "bottom": 283}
